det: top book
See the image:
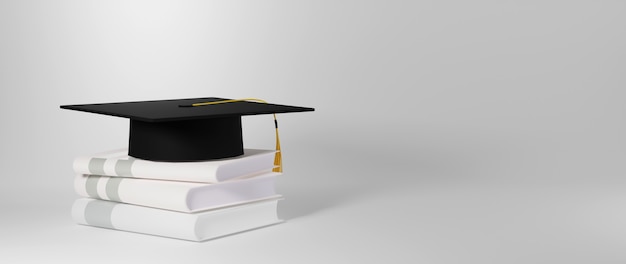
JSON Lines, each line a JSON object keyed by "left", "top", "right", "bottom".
{"left": 74, "top": 148, "right": 277, "bottom": 183}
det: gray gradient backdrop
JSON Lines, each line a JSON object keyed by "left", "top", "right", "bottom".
{"left": 1, "top": 1, "right": 625, "bottom": 263}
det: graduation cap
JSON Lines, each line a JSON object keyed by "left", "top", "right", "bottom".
{"left": 60, "top": 97, "right": 314, "bottom": 167}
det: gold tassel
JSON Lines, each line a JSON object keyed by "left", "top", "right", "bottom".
{"left": 273, "top": 115, "right": 282, "bottom": 173}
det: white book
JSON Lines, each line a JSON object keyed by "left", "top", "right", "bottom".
{"left": 74, "top": 172, "right": 279, "bottom": 213}
{"left": 73, "top": 148, "right": 276, "bottom": 183}
{"left": 72, "top": 198, "right": 283, "bottom": 242}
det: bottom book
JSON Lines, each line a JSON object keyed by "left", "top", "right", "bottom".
{"left": 72, "top": 197, "right": 283, "bottom": 242}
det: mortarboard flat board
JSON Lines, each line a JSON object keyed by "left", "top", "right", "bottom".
{"left": 60, "top": 97, "right": 314, "bottom": 162}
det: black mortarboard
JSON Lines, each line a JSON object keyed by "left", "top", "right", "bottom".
{"left": 60, "top": 97, "right": 314, "bottom": 162}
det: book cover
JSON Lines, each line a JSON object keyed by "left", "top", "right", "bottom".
{"left": 72, "top": 197, "right": 283, "bottom": 241}
{"left": 73, "top": 148, "right": 276, "bottom": 183}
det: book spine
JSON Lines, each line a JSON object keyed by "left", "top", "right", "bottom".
{"left": 72, "top": 198, "right": 283, "bottom": 241}
{"left": 74, "top": 175, "right": 193, "bottom": 212}
{"left": 73, "top": 156, "right": 221, "bottom": 182}
{"left": 74, "top": 173, "right": 279, "bottom": 212}
{"left": 73, "top": 150, "right": 276, "bottom": 183}
{"left": 72, "top": 198, "right": 199, "bottom": 241}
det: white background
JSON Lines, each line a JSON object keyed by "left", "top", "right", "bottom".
{"left": 1, "top": 1, "right": 626, "bottom": 263}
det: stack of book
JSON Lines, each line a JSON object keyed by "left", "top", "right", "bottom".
{"left": 62, "top": 97, "right": 314, "bottom": 241}
{"left": 70, "top": 148, "right": 283, "bottom": 241}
